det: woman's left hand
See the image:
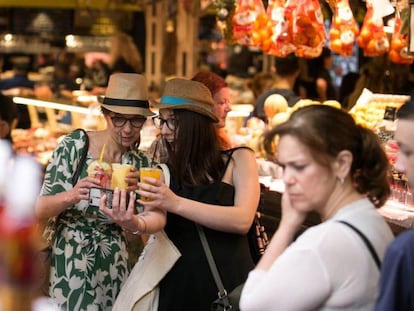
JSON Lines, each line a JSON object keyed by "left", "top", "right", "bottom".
{"left": 99, "top": 188, "right": 137, "bottom": 229}
{"left": 125, "top": 167, "right": 139, "bottom": 192}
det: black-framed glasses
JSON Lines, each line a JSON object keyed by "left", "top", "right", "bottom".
{"left": 152, "top": 116, "right": 176, "bottom": 131}
{"left": 110, "top": 116, "right": 147, "bottom": 128}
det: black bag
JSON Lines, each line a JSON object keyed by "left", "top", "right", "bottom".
{"left": 211, "top": 283, "right": 244, "bottom": 311}
{"left": 247, "top": 183, "right": 281, "bottom": 263}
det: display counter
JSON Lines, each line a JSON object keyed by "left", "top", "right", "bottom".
{"left": 259, "top": 173, "right": 414, "bottom": 236}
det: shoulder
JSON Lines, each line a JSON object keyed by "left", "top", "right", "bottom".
{"left": 223, "top": 146, "right": 254, "bottom": 157}
{"left": 255, "top": 89, "right": 277, "bottom": 106}
{"left": 60, "top": 129, "right": 88, "bottom": 149}
{"left": 296, "top": 222, "right": 354, "bottom": 253}
{"left": 229, "top": 147, "right": 257, "bottom": 170}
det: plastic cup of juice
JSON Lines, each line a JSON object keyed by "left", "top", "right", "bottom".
{"left": 139, "top": 167, "right": 162, "bottom": 201}
{"left": 87, "top": 160, "right": 112, "bottom": 189}
{"left": 111, "top": 163, "right": 134, "bottom": 190}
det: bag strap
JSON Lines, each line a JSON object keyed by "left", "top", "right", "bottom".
{"left": 157, "top": 163, "right": 170, "bottom": 187}
{"left": 337, "top": 220, "right": 381, "bottom": 269}
{"left": 221, "top": 146, "right": 252, "bottom": 180}
{"left": 196, "top": 224, "right": 232, "bottom": 310}
{"left": 72, "top": 128, "right": 89, "bottom": 186}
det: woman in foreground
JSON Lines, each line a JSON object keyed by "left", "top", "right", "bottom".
{"left": 240, "top": 105, "right": 394, "bottom": 310}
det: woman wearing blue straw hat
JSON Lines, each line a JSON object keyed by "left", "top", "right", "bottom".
{"left": 105, "top": 78, "right": 260, "bottom": 310}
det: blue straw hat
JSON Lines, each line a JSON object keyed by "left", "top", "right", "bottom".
{"left": 152, "top": 78, "right": 218, "bottom": 122}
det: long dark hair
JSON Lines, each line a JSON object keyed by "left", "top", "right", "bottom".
{"left": 169, "top": 110, "right": 225, "bottom": 186}
{"left": 263, "top": 105, "right": 391, "bottom": 207}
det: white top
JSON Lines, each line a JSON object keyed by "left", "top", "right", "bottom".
{"left": 240, "top": 199, "right": 394, "bottom": 311}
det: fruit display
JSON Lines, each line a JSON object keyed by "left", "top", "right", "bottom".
{"left": 232, "top": 0, "right": 266, "bottom": 47}
{"left": 289, "top": 0, "right": 326, "bottom": 58}
{"left": 329, "top": 0, "right": 359, "bottom": 57}
{"left": 264, "top": 94, "right": 288, "bottom": 121}
{"left": 12, "top": 128, "right": 60, "bottom": 166}
{"left": 251, "top": 12, "right": 273, "bottom": 52}
{"left": 357, "top": 3, "right": 389, "bottom": 57}
{"left": 270, "top": 112, "right": 290, "bottom": 128}
{"left": 389, "top": 10, "right": 413, "bottom": 64}
{"left": 349, "top": 92, "right": 409, "bottom": 129}
{"left": 266, "top": 0, "right": 296, "bottom": 57}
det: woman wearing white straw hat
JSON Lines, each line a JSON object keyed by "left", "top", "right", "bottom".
{"left": 35, "top": 73, "right": 164, "bottom": 310}
{"left": 106, "top": 78, "right": 260, "bottom": 310}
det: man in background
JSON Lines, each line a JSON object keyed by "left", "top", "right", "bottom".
{"left": 0, "top": 93, "right": 18, "bottom": 143}
{"left": 251, "top": 53, "right": 301, "bottom": 123}
{"left": 0, "top": 57, "right": 35, "bottom": 129}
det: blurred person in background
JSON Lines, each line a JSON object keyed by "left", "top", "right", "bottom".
{"left": 87, "top": 32, "right": 143, "bottom": 95}
{"left": 308, "top": 47, "right": 337, "bottom": 102}
{"left": 0, "top": 93, "right": 18, "bottom": 143}
{"left": 246, "top": 71, "right": 275, "bottom": 105}
{"left": 376, "top": 95, "right": 414, "bottom": 311}
{"left": 0, "top": 57, "right": 35, "bottom": 129}
{"left": 338, "top": 72, "right": 360, "bottom": 110}
{"left": 240, "top": 105, "right": 393, "bottom": 310}
{"left": 251, "top": 54, "right": 301, "bottom": 123}
{"left": 192, "top": 70, "right": 232, "bottom": 149}
{"left": 109, "top": 32, "right": 143, "bottom": 74}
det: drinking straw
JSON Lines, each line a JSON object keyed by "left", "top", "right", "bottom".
{"left": 99, "top": 143, "right": 106, "bottom": 162}
{"left": 119, "top": 132, "right": 123, "bottom": 164}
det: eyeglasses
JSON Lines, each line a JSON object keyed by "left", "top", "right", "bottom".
{"left": 152, "top": 116, "right": 176, "bottom": 131}
{"left": 110, "top": 116, "right": 147, "bottom": 128}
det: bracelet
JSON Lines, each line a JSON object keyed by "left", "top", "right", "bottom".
{"left": 124, "top": 215, "right": 147, "bottom": 235}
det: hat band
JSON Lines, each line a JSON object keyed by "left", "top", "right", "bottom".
{"left": 160, "top": 96, "right": 196, "bottom": 105}
{"left": 103, "top": 97, "right": 150, "bottom": 108}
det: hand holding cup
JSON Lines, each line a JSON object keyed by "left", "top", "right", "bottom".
{"left": 139, "top": 167, "right": 162, "bottom": 202}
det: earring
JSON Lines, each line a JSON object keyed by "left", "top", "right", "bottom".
{"left": 338, "top": 177, "right": 344, "bottom": 185}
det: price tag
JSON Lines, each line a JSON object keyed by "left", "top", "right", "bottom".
{"left": 383, "top": 106, "right": 397, "bottom": 121}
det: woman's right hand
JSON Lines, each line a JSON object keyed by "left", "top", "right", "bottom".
{"left": 279, "top": 193, "right": 308, "bottom": 233}
{"left": 69, "top": 176, "right": 101, "bottom": 205}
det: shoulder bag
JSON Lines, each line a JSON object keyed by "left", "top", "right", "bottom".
{"left": 112, "top": 162, "right": 181, "bottom": 311}
{"left": 337, "top": 220, "right": 381, "bottom": 269}
{"left": 196, "top": 224, "right": 243, "bottom": 311}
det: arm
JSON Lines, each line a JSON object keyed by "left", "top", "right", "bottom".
{"left": 138, "top": 148, "right": 260, "bottom": 234}
{"left": 255, "top": 193, "right": 307, "bottom": 270}
{"left": 316, "top": 77, "right": 328, "bottom": 102}
{"left": 36, "top": 176, "right": 100, "bottom": 220}
{"left": 34, "top": 132, "right": 100, "bottom": 221}
{"left": 240, "top": 246, "right": 331, "bottom": 310}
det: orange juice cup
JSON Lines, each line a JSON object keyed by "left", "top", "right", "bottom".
{"left": 140, "top": 167, "right": 162, "bottom": 201}
{"left": 111, "top": 163, "right": 134, "bottom": 190}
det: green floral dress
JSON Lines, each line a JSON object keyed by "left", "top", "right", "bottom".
{"left": 41, "top": 130, "right": 151, "bottom": 311}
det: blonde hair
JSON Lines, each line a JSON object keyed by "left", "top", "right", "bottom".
{"left": 109, "top": 32, "right": 143, "bottom": 73}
